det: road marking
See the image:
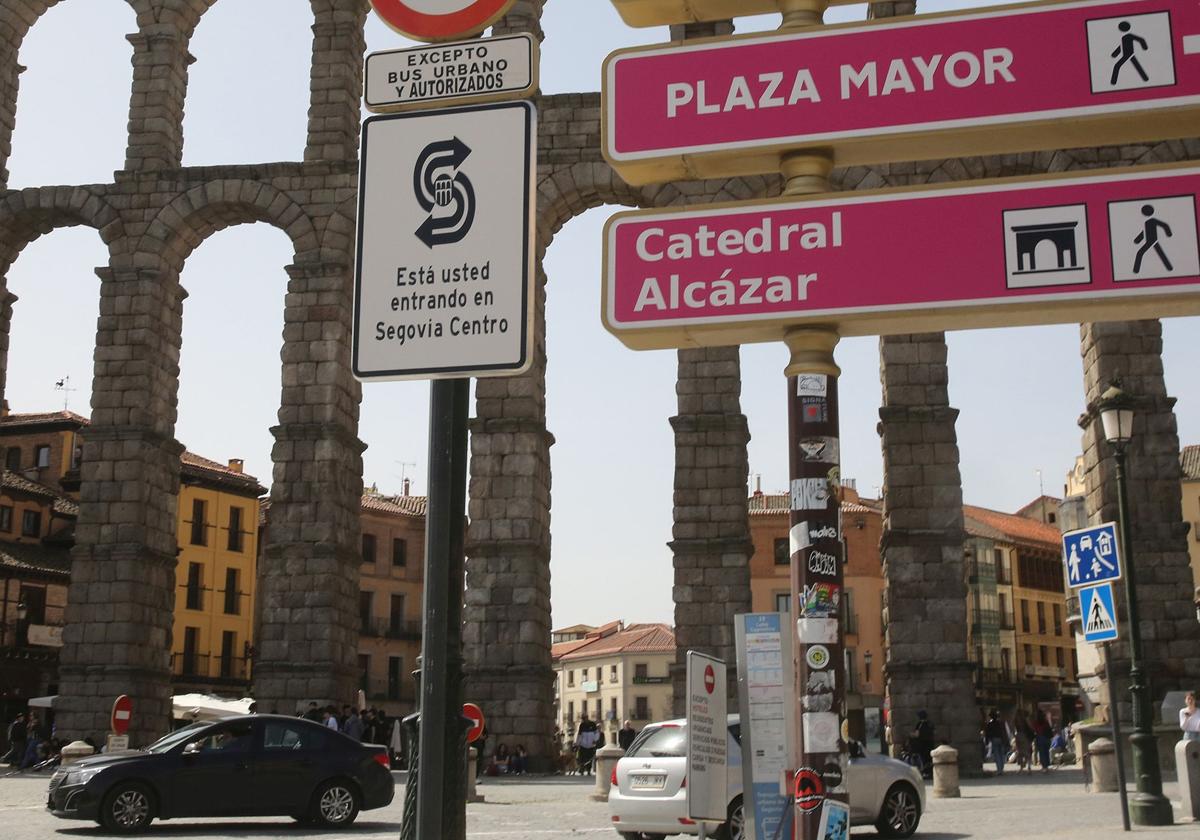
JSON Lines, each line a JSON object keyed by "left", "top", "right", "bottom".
{"left": 1185, "top": 34, "right": 1200, "bottom": 54}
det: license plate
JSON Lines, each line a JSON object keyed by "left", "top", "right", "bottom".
{"left": 630, "top": 773, "right": 666, "bottom": 790}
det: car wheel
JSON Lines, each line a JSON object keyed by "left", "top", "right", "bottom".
{"left": 99, "top": 781, "right": 155, "bottom": 834}
{"left": 309, "top": 779, "right": 361, "bottom": 828}
{"left": 712, "top": 795, "right": 744, "bottom": 840}
{"left": 876, "top": 782, "right": 921, "bottom": 838}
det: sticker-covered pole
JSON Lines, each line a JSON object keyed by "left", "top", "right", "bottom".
{"left": 786, "top": 324, "right": 847, "bottom": 839}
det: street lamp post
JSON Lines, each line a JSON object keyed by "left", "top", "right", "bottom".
{"left": 1097, "top": 383, "right": 1173, "bottom": 826}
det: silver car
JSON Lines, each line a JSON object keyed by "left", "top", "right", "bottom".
{"left": 608, "top": 716, "right": 924, "bottom": 840}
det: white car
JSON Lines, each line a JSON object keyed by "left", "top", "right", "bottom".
{"left": 609, "top": 716, "right": 924, "bottom": 840}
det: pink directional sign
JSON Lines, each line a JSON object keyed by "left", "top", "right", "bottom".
{"left": 602, "top": 165, "right": 1200, "bottom": 349}
{"left": 603, "top": 0, "right": 1200, "bottom": 183}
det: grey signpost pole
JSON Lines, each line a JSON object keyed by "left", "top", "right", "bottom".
{"left": 1103, "top": 642, "right": 1132, "bottom": 831}
{"left": 415, "top": 377, "right": 471, "bottom": 840}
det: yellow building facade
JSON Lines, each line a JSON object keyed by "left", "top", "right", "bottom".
{"left": 1182, "top": 446, "right": 1200, "bottom": 589}
{"left": 171, "top": 454, "right": 265, "bottom": 695}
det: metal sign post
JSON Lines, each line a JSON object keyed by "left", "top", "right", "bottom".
{"left": 1103, "top": 642, "right": 1133, "bottom": 831}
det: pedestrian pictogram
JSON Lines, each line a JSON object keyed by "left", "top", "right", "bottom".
{"left": 1110, "top": 21, "right": 1150, "bottom": 85}
{"left": 1081, "top": 583, "right": 1120, "bottom": 643}
{"left": 414, "top": 137, "right": 476, "bottom": 247}
{"left": 1086, "top": 11, "right": 1177, "bottom": 94}
{"left": 1063, "top": 522, "right": 1123, "bottom": 588}
{"left": 1108, "top": 195, "right": 1200, "bottom": 282}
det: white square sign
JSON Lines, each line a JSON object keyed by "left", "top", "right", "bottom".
{"left": 1086, "top": 12, "right": 1177, "bottom": 94}
{"left": 1108, "top": 195, "right": 1200, "bottom": 282}
{"left": 353, "top": 100, "right": 536, "bottom": 381}
{"left": 1003, "top": 204, "right": 1092, "bottom": 289}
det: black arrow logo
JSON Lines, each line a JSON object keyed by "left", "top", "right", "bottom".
{"left": 413, "top": 137, "right": 476, "bottom": 248}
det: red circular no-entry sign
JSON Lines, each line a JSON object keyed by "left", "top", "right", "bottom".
{"left": 463, "top": 702, "right": 485, "bottom": 743}
{"left": 703, "top": 664, "right": 715, "bottom": 695}
{"left": 369, "top": 0, "right": 517, "bottom": 43}
{"left": 111, "top": 695, "right": 133, "bottom": 736}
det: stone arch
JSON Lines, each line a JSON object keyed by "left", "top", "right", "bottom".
{"left": 137, "top": 179, "right": 319, "bottom": 273}
{"left": 0, "top": 185, "right": 127, "bottom": 275}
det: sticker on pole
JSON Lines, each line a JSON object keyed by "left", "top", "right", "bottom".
{"left": 1062, "top": 522, "right": 1123, "bottom": 588}
{"left": 794, "top": 767, "right": 825, "bottom": 813}
{"left": 353, "top": 100, "right": 536, "bottom": 381}
{"left": 369, "top": 0, "right": 517, "bottom": 42}
{"left": 1081, "top": 582, "right": 1120, "bottom": 643}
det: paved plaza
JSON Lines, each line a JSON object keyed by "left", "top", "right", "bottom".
{"left": 1, "top": 767, "right": 1198, "bottom": 840}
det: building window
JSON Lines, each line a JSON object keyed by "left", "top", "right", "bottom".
{"left": 4, "top": 446, "right": 19, "bottom": 471}
{"left": 1053, "top": 604, "right": 1063, "bottom": 636}
{"left": 362, "top": 533, "right": 377, "bottom": 565}
{"left": 609, "top": 664, "right": 617, "bottom": 683}
{"left": 845, "top": 649, "right": 858, "bottom": 692}
{"left": 1048, "top": 512, "right": 1057, "bottom": 524}
{"left": 635, "top": 696, "right": 649, "bottom": 720}
{"left": 1036, "top": 602, "right": 1047, "bottom": 635}
{"left": 1071, "top": 649, "right": 1078, "bottom": 676}
{"left": 1023, "top": 644, "right": 1033, "bottom": 668}
{"left": 1055, "top": 647, "right": 1065, "bottom": 668}
{"left": 20, "top": 509, "right": 41, "bottom": 537}
{"left": 1001, "top": 648, "right": 1012, "bottom": 680}
{"left": 227, "top": 506, "right": 244, "bottom": 553}
{"left": 392, "top": 538, "right": 407, "bottom": 567}
{"left": 185, "top": 562, "right": 203, "bottom": 610}
{"left": 774, "top": 537, "right": 789, "bottom": 565}
{"left": 182, "top": 626, "right": 199, "bottom": 675}
{"left": 358, "top": 653, "right": 370, "bottom": 692}
{"left": 844, "top": 589, "right": 857, "bottom": 634}
{"left": 567, "top": 670, "right": 574, "bottom": 687}
{"left": 1020, "top": 600, "right": 1030, "bottom": 633}
{"left": 388, "top": 656, "right": 403, "bottom": 700}
{"left": 0, "top": 505, "right": 12, "bottom": 532}
{"left": 1040, "top": 645, "right": 1048, "bottom": 666}
{"left": 995, "top": 549, "right": 1009, "bottom": 583}
{"left": 34, "top": 445, "right": 50, "bottom": 468}
{"left": 220, "top": 630, "right": 236, "bottom": 678}
{"left": 189, "top": 499, "right": 207, "bottom": 546}
{"left": 582, "top": 700, "right": 588, "bottom": 718}
{"left": 223, "top": 567, "right": 240, "bottom": 615}
{"left": 634, "top": 663, "right": 648, "bottom": 680}
{"left": 610, "top": 697, "right": 618, "bottom": 721}
{"left": 390, "top": 594, "right": 405, "bottom": 634}
{"left": 999, "top": 593, "right": 1013, "bottom": 629}
{"left": 775, "top": 592, "right": 791, "bottom": 615}
{"left": 359, "top": 591, "right": 373, "bottom": 633}
{"left": 18, "top": 584, "right": 46, "bottom": 625}
{"left": 567, "top": 701, "right": 574, "bottom": 724}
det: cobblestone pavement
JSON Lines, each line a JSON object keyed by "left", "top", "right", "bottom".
{"left": 1, "top": 767, "right": 1197, "bottom": 839}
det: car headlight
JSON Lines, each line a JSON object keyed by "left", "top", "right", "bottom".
{"left": 66, "top": 767, "right": 105, "bottom": 786}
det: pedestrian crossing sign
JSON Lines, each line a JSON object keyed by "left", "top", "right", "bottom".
{"left": 1080, "top": 583, "right": 1119, "bottom": 643}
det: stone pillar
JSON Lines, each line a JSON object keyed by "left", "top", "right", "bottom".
{"left": 0, "top": 44, "right": 24, "bottom": 187}
{"left": 0, "top": 286, "right": 16, "bottom": 408}
{"left": 877, "top": 332, "right": 982, "bottom": 772}
{"left": 305, "top": 1, "right": 367, "bottom": 163}
{"left": 1078, "top": 320, "right": 1200, "bottom": 717}
{"left": 492, "top": 0, "right": 545, "bottom": 41}
{"left": 255, "top": 260, "right": 365, "bottom": 713}
{"left": 463, "top": 266, "right": 555, "bottom": 769}
{"left": 669, "top": 345, "right": 752, "bottom": 716}
{"left": 125, "top": 26, "right": 192, "bottom": 171}
{"left": 56, "top": 266, "right": 185, "bottom": 744}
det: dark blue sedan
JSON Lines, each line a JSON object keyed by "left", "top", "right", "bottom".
{"left": 47, "top": 714, "right": 394, "bottom": 832}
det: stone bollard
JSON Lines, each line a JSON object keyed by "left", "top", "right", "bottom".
{"left": 467, "top": 747, "right": 485, "bottom": 804}
{"left": 931, "top": 744, "right": 960, "bottom": 798}
{"left": 59, "top": 740, "right": 95, "bottom": 766}
{"left": 1089, "top": 738, "right": 1119, "bottom": 792}
{"left": 1176, "top": 739, "right": 1200, "bottom": 820}
{"left": 590, "top": 745, "right": 625, "bottom": 801}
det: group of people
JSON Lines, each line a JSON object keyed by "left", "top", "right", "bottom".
{"left": 302, "top": 702, "right": 398, "bottom": 763}
{"left": 552, "top": 716, "right": 638, "bottom": 775}
{"left": 3, "top": 711, "right": 60, "bottom": 770}
{"left": 982, "top": 708, "right": 1069, "bottom": 775}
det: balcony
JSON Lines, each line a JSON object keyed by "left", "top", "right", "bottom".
{"left": 975, "top": 666, "right": 1013, "bottom": 687}
{"left": 172, "top": 653, "right": 249, "bottom": 683}
{"left": 360, "top": 617, "right": 423, "bottom": 640}
{"left": 632, "top": 675, "right": 670, "bottom": 685}
{"left": 362, "top": 677, "right": 417, "bottom": 704}
{"left": 1022, "top": 664, "right": 1068, "bottom": 681}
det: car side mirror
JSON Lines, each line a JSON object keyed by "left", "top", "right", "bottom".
{"left": 183, "top": 742, "right": 202, "bottom": 757}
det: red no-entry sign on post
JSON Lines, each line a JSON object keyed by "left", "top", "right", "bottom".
{"left": 369, "top": 0, "right": 517, "bottom": 42}
{"left": 463, "top": 703, "right": 485, "bottom": 743}
{"left": 111, "top": 695, "right": 132, "bottom": 736}
{"left": 603, "top": 0, "right": 1200, "bottom": 183}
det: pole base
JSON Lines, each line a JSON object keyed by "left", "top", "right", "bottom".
{"left": 1130, "top": 792, "right": 1175, "bottom": 826}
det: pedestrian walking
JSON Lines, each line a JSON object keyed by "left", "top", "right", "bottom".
{"left": 322, "top": 708, "right": 339, "bottom": 731}
{"left": 575, "top": 714, "right": 599, "bottom": 774}
{"left": 910, "top": 711, "right": 935, "bottom": 778}
{"left": 984, "top": 710, "right": 1009, "bottom": 775}
{"left": 4, "top": 712, "right": 26, "bottom": 767}
{"left": 343, "top": 707, "right": 365, "bottom": 742}
{"left": 618, "top": 720, "right": 638, "bottom": 751}
{"left": 1033, "top": 710, "right": 1053, "bottom": 771}
{"left": 1013, "top": 710, "right": 1034, "bottom": 774}
{"left": 1180, "top": 692, "right": 1200, "bottom": 742}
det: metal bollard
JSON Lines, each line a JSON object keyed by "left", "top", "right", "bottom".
{"left": 931, "top": 744, "right": 960, "bottom": 798}
{"left": 467, "top": 746, "right": 485, "bottom": 803}
{"left": 590, "top": 745, "right": 625, "bottom": 801}
{"left": 1175, "top": 739, "right": 1200, "bottom": 821}
{"left": 1088, "top": 737, "right": 1119, "bottom": 793}
{"left": 59, "top": 740, "right": 95, "bottom": 766}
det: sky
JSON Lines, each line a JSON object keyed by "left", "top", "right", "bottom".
{"left": 4, "top": 1, "right": 1198, "bottom": 630}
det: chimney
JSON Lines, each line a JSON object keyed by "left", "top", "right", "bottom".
{"left": 227, "top": 458, "right": 244, "bottom": 474}
{"left": 403, "top": 477, "right": 411, "bottom": 497}
{"left": 753, "top": 474, "right": 763, "bottom": 497}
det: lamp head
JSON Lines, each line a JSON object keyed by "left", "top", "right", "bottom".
{"left": 1098, "top": 381, "right": 1135, "bottom": 446}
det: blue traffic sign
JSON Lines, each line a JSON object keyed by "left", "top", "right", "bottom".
{"left": 1062, "top": 522, "right": 1122, "bottom": 589}
{"left": 1080, "top": 583, "right": 1119, "bottom": 644}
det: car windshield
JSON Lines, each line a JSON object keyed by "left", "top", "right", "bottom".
{"left": 627, "top": 725, "right": 687, "bottom": 758}
{"left": 145, "top": 722, "right": 209, "bottom": 754}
